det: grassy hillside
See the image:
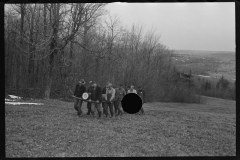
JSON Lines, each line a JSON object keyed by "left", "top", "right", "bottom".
{"left": 5, "top": 98, "right": 236, "bottom": 157}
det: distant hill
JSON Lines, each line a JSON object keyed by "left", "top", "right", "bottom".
{"left": 173, "top": 50, "right": 235, "bottom": 62}
{"left": 209, "top": 52, "right": 235, "bottom": 62}
{"left": 174, "top": 50, "right": 220, "bottom": 55}
{"left": 171, "top": 50, "right": 235, "bottom": 82}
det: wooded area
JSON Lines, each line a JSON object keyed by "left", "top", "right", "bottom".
{"left": 5, "top": 3, "right": 234, "bottom": 102}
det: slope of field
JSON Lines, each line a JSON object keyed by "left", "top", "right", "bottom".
{"left": 5, "top": 98, "right": 235, "bottom": 157}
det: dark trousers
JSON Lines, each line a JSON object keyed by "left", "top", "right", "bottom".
{"left": 90, "top": 102, "right": 102, "bottom": 118}
{"left": 103, "top": 101, "right": 114, "bottom": 117}
{"left": 114, "top": 100, "right": 123, "bottom": 116}
{"left": 113, "top": 101, "right": 118, "bottom": 115}
{"left": 74, "top": 99, "right": 83, "bottom": 116}
{"left": 87, "top": 102, "right": 91, "bottom": 115}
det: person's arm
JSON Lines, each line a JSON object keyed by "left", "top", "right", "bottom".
{"left": 123, "top": 89, "right": 126, "bottom": 96}
{"left": 110, "top": 88, "right": 115, "bottom": 101}
{"left": 134, "top": 89, "right": 137, "bottom": 94}
{"left": 105, "top": 88, "right": 108, "bottom": 100}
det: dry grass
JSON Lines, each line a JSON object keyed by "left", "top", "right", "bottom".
{"left": 5, "top": 97, "right": 236, "bottom": 157}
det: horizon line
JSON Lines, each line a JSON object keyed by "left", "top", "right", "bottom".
{"left": 172, "top": 49, "right": 235, "bottom": 52}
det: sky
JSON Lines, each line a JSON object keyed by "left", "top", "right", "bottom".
{"left": 105, "top": 2, "right": 235, "bottom": 52}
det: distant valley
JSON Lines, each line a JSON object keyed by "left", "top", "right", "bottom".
{"left": 171, "top": 50, "right": 235, "bottom": 83}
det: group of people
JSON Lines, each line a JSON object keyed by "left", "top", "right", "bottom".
{"left": 73, "top": 79, "right": 146, "bottom": 119}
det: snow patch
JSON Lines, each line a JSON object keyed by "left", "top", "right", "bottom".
{"left": 5, "top": 99, "right": 17, "bottom": 102}
{"left": 198, "top": 75, "right": 210, "bottom": 78}
{"left": 8, "top": 95, "right": 22, "bottom": 99}
{"left": 5, "top": 102, "right": 44, "bottom": 105}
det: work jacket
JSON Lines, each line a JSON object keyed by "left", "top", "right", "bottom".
{"left": 106, "top": 87, "right": 115, "bottom": 102}
{"left": 74, "top": 83, "right": 86, "bottom": 98}
{"left": 115, "top": 88, "right": 126, "bottom": 101}
{"left": 89, "top": 86, "right": 102, "bottom": 102}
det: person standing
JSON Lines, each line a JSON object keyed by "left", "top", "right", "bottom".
{"left": 89, "top": 81, "right": 102, "bottom": 118}
{"left": 73, "top": 79, "right": 86, "bottom": 117}
{"left": 127, "top": 85, "right": 137, "bottom": 94}
{"left": 114, "top": 84, "right": 126, "bottom": 116}
{"left": 113, "top": 85, "right": 118, "bottom": 115}
{"left": 137, "top": 86, "right": 146, "bottom": 115}
{"left": 86, "top": 81, "right": 94, "bottom": 115}
{"left": 101, "top": 84, "right": 108, "bottom": 117}
{"left": 105, "top": 82, "right": 115, "bottom": 118}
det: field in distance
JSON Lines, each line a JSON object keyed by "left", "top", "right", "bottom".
{"left": 172, "top": 50, "right": 235, "bottom": 82}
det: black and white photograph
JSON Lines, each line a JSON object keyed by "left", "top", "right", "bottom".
{"left": 5, "top": 3, "right": 235, "bottom": 157}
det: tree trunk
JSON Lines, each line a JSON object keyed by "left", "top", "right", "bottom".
{"left": 41, "top": 4, "right": 47, "bottom": 90}
{"left": 44, "top": 4, "right": 60, "bottom": 99}
{"left": 16, "top": 4, "right": 25, "bottom": 93}
{"left": 28, "top": 4, "right": 36, "bottom": 88}
{"left": 44, "top": 54, "right": 54, "bottom": 98}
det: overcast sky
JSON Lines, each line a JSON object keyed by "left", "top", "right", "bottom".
{"left": 105, "top": 3, "right": 235, "bottom": 52}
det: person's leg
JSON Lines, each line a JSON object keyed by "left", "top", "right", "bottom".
{"left": 141, "top": 103, "right": 145, "bottom": 114}
{"left": 113, "top": 101, "right": 118, "bottom": 116}
{"left": 118, "top": 100, "right": 123, "bottom": 116}
{"left": 87, "top": 102, "right": 91, "bottom": 115}
{"left": 109, "top": 102, "right": 114, "bottom": 118}
{"left": 102, "top": 102, "right": 106, "bottom": 117}
{"left": 96, "top": 103, "right": 102, "bottom": 118}
{"left": 74, "top": 99, "right": 79, "bottom": 111}
{"left": 105, "top": 102, "right": 109, "bottom": 117}
{"left": 77, "top": 100, "right": 83, "bottom": 116}
{"left": 90, "top": 102, "right": 96, "bottom": 117}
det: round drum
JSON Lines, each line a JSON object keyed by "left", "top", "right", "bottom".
{"left": 82, "top": 92, "right": 89, "bottom": 100}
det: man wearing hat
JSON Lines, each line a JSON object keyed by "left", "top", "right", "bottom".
{"left": 105, "top": 82, "right": 116, "bottom": 118}
{"left": 127, "top": 85, "right": 137, "bottom": 94}
{"left": 86, "top": 81, "right": 94, "bottom": 115}
{"left": 73, "top": 79, "right": 87, "bottom": 117}
{"left": 89, "top": 81, "right": 102, "bottom": 118}
{"left": 114, "top": 84, "right": 126, "bottom": 116}
{"left": 137, "top": 86, "right": 146, "bottom": 115}
{"left": 101, "top": 84, "right": 108, "bottom": 117}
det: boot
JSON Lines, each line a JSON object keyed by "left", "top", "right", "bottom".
{"left": 98, "top": 112, "right": 102, "bottom": 118}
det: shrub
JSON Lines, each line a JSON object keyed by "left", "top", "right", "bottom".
{"left": 161, "top": 83, "right": 203, "bottom": 104}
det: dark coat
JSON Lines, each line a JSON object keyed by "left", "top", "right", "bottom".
{"left": 102, "top": 87, "right": 107, "bottom": 94}
{"left": 137, "top": 89, "right": 145, "bottom": 103}
{"left": 90, "top": 86, "right": 102, "bottom": 102}
{"left": 87, "top": 86, "right": 94, "bottom": 100}
{"left": 74, "top": 84, "right": 86, "bottom": 98}
{"left": 115, "top": 88, "right": 126, "bottom": 101}
{"left": 87, "top": 86, "right": 94, "bottom": 93}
